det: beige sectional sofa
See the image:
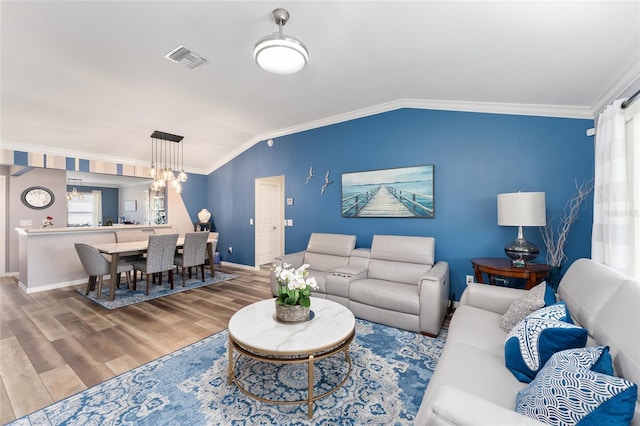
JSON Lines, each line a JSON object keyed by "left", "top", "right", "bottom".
{"left": 416, "top": 258, "right": 640, "bottom": 425}
{"left": 271, "top": 233, "right": 450, "bottom": 336}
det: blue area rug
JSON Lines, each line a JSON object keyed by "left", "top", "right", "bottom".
{"left": 10, "top": 320, "right": 446, "bottom": 425}
{"left": 76, "top": 271, "right": 238, "bottom": 310}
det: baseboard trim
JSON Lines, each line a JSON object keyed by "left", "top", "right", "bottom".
{"left": 20, "top": 278, "right": 88, "bottom": 294}
{"left": 219, "top": 261, "right": 260, "bottom": 271}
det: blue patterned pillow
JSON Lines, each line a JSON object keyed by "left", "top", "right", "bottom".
{"left": 541, "top": 346, "right": 613, "bottom": 374}
{"left": 505, "top": 303, "right": 587, "bottom": 382}
{"left": 516, "top": 347, "right": 637, "bottom": 426}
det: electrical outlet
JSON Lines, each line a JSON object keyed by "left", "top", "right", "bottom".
{"left": 466, "top": 275, "right": 474, "bottom": 285}
{"left": 228, "top": 247, "right": 233, "bottom": 254}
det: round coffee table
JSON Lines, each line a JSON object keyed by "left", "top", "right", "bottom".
{"left": 227, "top": 298, "right": 356, "bottom": 418}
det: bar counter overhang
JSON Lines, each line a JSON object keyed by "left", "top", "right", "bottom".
{"left": 15, "top": 224, "right": 172, "bottom": 293}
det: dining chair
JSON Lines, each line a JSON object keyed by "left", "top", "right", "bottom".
{"left": 74, "top": 243, "right": 133, "bottom": 299}
{"left": 153, "top": 228, "right": 178, "bottom": 235}
{"left": 175, "top": 232, "right": 209, "bottom": 284}
{"left": 132, "top": 233, "right": 179, "bottom": 295}
{"left": 115, "top": 229, "right": 144, "bottom": 242}
{"left": 114, "top": 230, "right": 146, "bottom": 277}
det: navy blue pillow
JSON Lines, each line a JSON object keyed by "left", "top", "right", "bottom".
{"left": 505, "top": 303, "right": 587, "bottom": 382}
{"left": 543, "top": 282, "right": 557, "bottom": 306}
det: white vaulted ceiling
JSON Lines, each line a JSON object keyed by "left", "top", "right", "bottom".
{"left": 1, "top": 1, "right": 639, "bottom": 174}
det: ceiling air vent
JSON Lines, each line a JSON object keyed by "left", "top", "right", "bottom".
{"left": 164, "top": 45, "right": 208, "bottom": 70}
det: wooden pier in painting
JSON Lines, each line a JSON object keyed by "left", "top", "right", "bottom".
{"left": 342, "top": 185, "right": 433, "bottom": 217}
{"left": 357, "top": 186, "right": 413, "bottom": 216}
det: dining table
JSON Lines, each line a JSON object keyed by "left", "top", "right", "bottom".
{"left": 91, "top": 235, "right": 218, "bottom": 301}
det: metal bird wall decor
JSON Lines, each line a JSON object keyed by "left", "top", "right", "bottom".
{"left": 321, "top": 171, "right": 333, "bottom": 195}
{"left": 305, "top": 166, "right": 314, "bottom": 184}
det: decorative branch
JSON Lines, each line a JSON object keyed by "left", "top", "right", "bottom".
{"left": 540, "top": 179, "right": 594, "bottom": 267}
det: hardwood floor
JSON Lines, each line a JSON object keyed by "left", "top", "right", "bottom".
{"left": 0, "top": 264, "right": 273, "bottom": 424}
{"left": 0, "top": 265, "right": 453, "bottom": 424}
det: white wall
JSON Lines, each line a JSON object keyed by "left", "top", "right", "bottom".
{"left": 8, "top": 168, "right": 67, "bottom": 272}
{"left": 119, "top": 183, "right": 149, "bottom": 224}
{"left": 1, "top": 174, "right": 6, "bottom": 275}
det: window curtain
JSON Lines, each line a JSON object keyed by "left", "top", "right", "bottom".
{"left": 91, "top": 190, "right": 102, "bottom": 226}
{"left": 624, "top": 100, "right": 640, "bottom": 279}
{"left": 592, "top": 98, "right": 639, "bottom": 279}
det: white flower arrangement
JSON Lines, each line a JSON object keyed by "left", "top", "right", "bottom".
{"left": 273, "top": 263, "right": 318, "bottom": 307}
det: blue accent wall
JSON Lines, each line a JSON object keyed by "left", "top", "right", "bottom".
{"left": 207, "top": 108, "right": 594, "bottom": 300}
{"left": 178, "top": 173, "right": 209, "bottom": 224}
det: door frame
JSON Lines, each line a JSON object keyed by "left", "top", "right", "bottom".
{"left": 254, "top": 175, "right": 285, "bottom": 267}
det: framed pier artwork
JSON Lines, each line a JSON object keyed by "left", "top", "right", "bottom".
{"left": 341, "top": 164, "right": 434, "bottom": 218}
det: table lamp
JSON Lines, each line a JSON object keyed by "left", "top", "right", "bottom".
{"left": 497, "top": 192, "right": 546, "bottom": 267}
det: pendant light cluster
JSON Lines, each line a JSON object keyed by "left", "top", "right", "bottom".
{"left": 66, "top": 178, "right": 85, "bottom": 201}
{"left": 149, "top": 130, "right": 187, "bottom": 194}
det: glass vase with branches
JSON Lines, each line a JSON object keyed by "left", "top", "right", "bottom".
{"left": 540, "top": 180, "right": 593, "bottom": 289}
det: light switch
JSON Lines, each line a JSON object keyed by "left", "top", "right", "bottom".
{"left": 249, "top": 218, "right": 254, "bottom": 225}
{"left": 286, "top": 198, "right": 294, "bottom": 206}
{"left": 287, "top": 219, "right": 293, "bottom": 226}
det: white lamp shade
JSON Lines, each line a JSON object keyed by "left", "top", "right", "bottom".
{"left": 254, "top": 34, "right": 308, "bottom": 75}
{"left": 497, "top": 192, "right": 546, "bottom": 226}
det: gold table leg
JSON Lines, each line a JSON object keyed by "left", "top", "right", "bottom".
{"left": 308, "top": 354, "right": 314, "bottom": 419}
{"left": 227, "top": 329, "right": 354, "bottom": 418}
{"left": 228, "top": 336, "right": 234, "bottom": 385}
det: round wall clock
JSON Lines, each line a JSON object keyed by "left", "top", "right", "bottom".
{"left": 21, "top": 186, "right": 55, "bottom": 209}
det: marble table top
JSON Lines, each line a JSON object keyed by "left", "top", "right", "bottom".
{"left": 228, "top": 298, "right": 355, "bottom": 355}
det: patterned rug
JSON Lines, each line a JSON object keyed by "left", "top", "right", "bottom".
{"left": 9, "top": 320, "right": 447, "bottom": 425}
{"left": 76, "top": 271, "right": 238, "bottom": 309}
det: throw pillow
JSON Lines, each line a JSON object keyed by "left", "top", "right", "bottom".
{"left": 499, "top": 282, "right": 557, "bottom": 332}
{"left": 541, "top": 346, "right": 614, "bottom": 374}
{"left": 505, "top": 303, "right": 586, "bottom": 382}
{"left": 516, "top": 347, "right": 637, "bottom": 426}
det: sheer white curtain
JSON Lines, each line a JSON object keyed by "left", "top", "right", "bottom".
{"left": 624, "top": 99, "right": 640, "bottom": 279}
{"left": 592, "top": 98, "right": 640, "bottom": 279}
{"left": 91, "top": 190, "right": 102, "bottom": 227}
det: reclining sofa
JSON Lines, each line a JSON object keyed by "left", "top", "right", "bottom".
{"left": 416, "top": 258, "right": 640, "bottom": 425}
{"left": 271, "top": 233, "right": 450, "bottom": 336}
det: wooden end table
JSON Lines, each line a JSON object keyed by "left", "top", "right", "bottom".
{"left": 471, "top": 257, "right": 551, "bottom": 290}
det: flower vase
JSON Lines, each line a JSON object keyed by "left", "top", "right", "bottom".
{"left": 547, "top": 265, "right": 563, "bottom": 292}
{"left": 275, "top": 300, "right": 310, "bottom": 323}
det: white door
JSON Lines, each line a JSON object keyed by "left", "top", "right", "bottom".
{"left": 255, "top": 176, "right": 284, "bottom": 266}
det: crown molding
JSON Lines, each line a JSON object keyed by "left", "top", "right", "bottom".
{"left": 589, "top": 62, "right": 640, "bottom": 118}
{"left": 205, "top": 98, "right": 593, "bottom": 174}
{"left": 3, "top": 97, "right": 598, "bottom": 177}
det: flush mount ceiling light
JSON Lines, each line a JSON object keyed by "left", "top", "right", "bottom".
{"left": 254, "top": 8, "right": 309, "bottom": 75}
